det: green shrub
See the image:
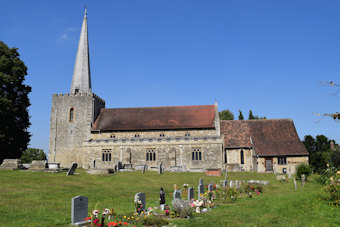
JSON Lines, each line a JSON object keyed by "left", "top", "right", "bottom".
{"left": 171, "top": 199, "right": 194, "bottom": 218}
{"left": 143, "top": 216, "right": 169, "bottom": 226}
{"left": 295, "top": 163, "right": 311, "bottom": 180}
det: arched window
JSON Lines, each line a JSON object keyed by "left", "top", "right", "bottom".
{"left": 69, "top": 108, "right": 74, "bottom": 122}
{"left": 102, "top": 149, "right": 112, "bottom": 162}
{"left": 240, "top": 150, "right": 244, "bottom": 164}
{"left": 192, "top": 147, "right": 202, "bottom": 161}
{"left": 146, "top": 148, "right": 156, "bottom": 161}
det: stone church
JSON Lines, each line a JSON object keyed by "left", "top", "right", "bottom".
{"left": 48, "top": 10, "right": 308, "bottom": 174}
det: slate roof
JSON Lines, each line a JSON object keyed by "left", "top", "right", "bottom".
{"left": 92, "top": 105, "right": 216, "bottom": 131}
{"left": 220, "top": 119, "right": 308, "bottom": 156}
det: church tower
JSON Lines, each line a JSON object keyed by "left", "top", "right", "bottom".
{"left": 48, "top": 9, "right": 105, "bottom": 167}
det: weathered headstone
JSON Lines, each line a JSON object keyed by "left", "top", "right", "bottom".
{"left": 142, "top": 164, "right": 147, "bottom": 174}
{"left": 188, "top": 187, "right": 194, "bottom": 201}
{"left": 198, "top": 184, "right": 204, "bottom": 199}
{"left": 225, "top": 168, "right": 228, "bottom": 180}
{"left": 235, "top": 180, "right": 239, "bottom": 188}
{"left": 199, "top": 178, "right": 203, "bottom": 185}
{"left": 135, "top": 193, "right": 146, "bottom": 212}
{"left": 30, "top": 160, "right": 47, "bottom": 171}
{"left": 67, "top": 162, "right": 78, "bottom": 175}
{"left": 222, "top": 180, "right": 228, "bottom": 188}
{"left": 71, "top": 195, "right": 88, "bottom": 224}
{"left": 229, "top": 180, "right": 234, "bottom": 187}
{"left": 294, "top": 178, "right": 297, "bottom": 190}
{"left": 117, "top": 161, "right": 123, "bottom": 171}
{"left": 158, "top": 163, "right": 163, "bottom": 174}
{"left": 288, "top": 168, "right": 292, "bottom": 178}
{"left": 301, "top": 174, "right": 305, "bottom": 187}
{"left": 173, "top": 189, "right": 181, "bottom": 200}
{"left": 208, "top": 184, "right": 213, "bottom": 192}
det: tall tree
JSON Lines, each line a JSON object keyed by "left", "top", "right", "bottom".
{"left": 248, "top": 110, "right": 255, "bottom": 120}
{"left": 0, "top": 41, "right": 31, "bottom": 164}
{"left": 238, "top": 110, "right": 244, "bottom": 120}
{"left": 219, "top": 109, "right": 234, "bottom": 120}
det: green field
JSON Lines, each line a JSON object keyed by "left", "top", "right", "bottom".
{"left": 0, "top": 169, "right": 338, "bottom": 226}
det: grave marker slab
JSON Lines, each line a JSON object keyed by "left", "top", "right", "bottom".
{"left": 229, "top": 180, "right": 234, "bottom": 187}
{"left": 0, "top": 159, "right": 24, "bottom": 169}
{"left": 67, "top": 162, "right": 78, "bottom": 175}
{"left": 208, "top": 184, "right": 213, "bottom": 192}
{"left": 198, "top": 184, "right": 204, "bottom": 199}
{"left": 30, "top": 160, "right": 47, "bottom": 171}
{"left": 199, "top": 178, "right": 203, "bottom": 185}
{"left": 71, "top": 195, "right": 88, "bottom": 224}
{"left": 301, "top": 174, "right": 305, "bottom": 187}
{"left": 188, "top": 187, "right": 194, "bottom": 201}
{"left": 173, "top": 189, "right": 181, "bottom": 200}
{"left": 135, "top": 193, "right": 146, "bottom": 212}
{"left": 222, "top": 180, "right": 228, "bottom": 188}
{"left": 158, "top": 163, "right": 163, "bottom": 174}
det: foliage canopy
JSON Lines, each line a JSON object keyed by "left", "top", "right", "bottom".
{"left": 0, "top": 41, "right": 31, "bottom": 164}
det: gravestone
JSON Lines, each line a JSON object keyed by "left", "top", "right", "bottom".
{"left": 235, "top": 180, "right": 239, "bottom": 188}
{"left": 188, "top": 187, "right": 194, "bottom": 201}
{"left": 117, "top": 162, "right": 123, "bottom": 171}
{"left": 294, "top": 178, "right": 297, "bottom": 190}
{"left": 67, "top": 162, "right": 78, "bottom": 175}
{"left": 208, "top": 184, "right": 213, "bottom": 192}
{"left": 199, "top": 178, "right": 203, "bottom": 185}
{"left": 301, "top": 174, "right": 305, "bottom": 187}
{"left": 0, "top": 159, "right": 24, "bottom": 170}
{"left": 71, "top": 195, "right": 88, "bottom": 224}
{"left": 142, "top": 164, "right": 147, "bottom": 174}
{"left": 198, "top": 184, "right": 204, "bottom": 199}
{"left": 158, "top": 163, "right": 163, "bottom": 174}
{"left": 135, "top": 193, "right": 146, "bottom": 212}
{"left": 30, "top": 160, "right": 47, "bottom": 171}
{"left": 229, "top": 180, "right": 234, "bottom": 187}
{"left": 225, "top": 168, "right": 228, "bottom": 180}
{"left": 222, "top": 180, "right": 228, "bottom": 188}
{"left": 173, "top": 189, "right": 181, "bottom": 200}
{"left": 288, "top": 168, "right": 292, "bottom": 178}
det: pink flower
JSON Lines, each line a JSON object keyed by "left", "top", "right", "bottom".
{"left": 256, "top": 190, "right": 260, "bottom": 195}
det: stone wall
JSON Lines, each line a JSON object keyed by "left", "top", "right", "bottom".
{"left": 223, "top": 148, "right": 255, "bottom": 171}
{"left": 82, "top": 131, "right": 223, "bottom": 171}
{"left": 48, "top": 92, "right": 105, "bottom": 167}
{"left": 257, "top": 156, "right": 309, "bottom": 174}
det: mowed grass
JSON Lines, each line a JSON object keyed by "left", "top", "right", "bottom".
{"left": 0, "top": 169, "right": 339, "bottom": 226}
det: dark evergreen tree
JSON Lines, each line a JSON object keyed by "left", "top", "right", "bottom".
{"left": 248, "top": 110, "right": 255, "bottom": 120}
{"left": 219, "top": 109, "right": 234, "bottom": 120}
{"left": 0, "top": 41, "right": 31, "bottom": 164}
{"left": 238, "top": 110, "right": 244, "bottom": 120}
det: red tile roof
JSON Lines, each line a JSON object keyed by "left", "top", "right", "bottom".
{"left": 220, "top": 119, "right": 308, "bottom": 156}
{"left": 92, "top": 105, "right": 216, "bottom": 131}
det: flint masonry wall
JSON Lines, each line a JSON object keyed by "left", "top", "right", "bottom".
{"left": 82, "top": 129, "right": 223, "bottom": 171}
{"left": 257, "top": 156, "right": 309, "bottom": 174}
{"left": 48, "top": 92, "right": 105, "bottom": 167}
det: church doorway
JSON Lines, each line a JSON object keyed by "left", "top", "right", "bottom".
{"left": 265, "top": 157, "right": 273, "bottom": 172}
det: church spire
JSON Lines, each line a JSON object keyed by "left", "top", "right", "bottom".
{"left": 70, "top": 8, "right": 92, "bottom": 94}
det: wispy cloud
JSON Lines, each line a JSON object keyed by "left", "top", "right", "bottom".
{"left": 57, "top": 27, "right": 79, "bottom": 43}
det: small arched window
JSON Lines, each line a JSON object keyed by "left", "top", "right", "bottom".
{"left": 69, "top": 108, "right": 74, "bottom": 122}
{"left": 240, "top": 150, "right": 244, "bottom": 164}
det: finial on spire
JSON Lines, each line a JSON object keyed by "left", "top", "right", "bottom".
{"left": 84, "top": 6, "right": 87, "bottom": 17}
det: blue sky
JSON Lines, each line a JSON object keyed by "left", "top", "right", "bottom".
{"left": 1, "top": 0, "right": 339, "bottom": 155}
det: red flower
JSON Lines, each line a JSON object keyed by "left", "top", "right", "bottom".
{"left": 107, "top": 222, "right": 117, "bottom": 227}
{"left": 118, "top": 221, "right": 122, "bottom": 225}
{"left": 123, "top": 222, "right": 128, "bottom": 225}
{"left": 93, "top": 218, "right": 101, "bottom": 226}
{"left": 83, "top": 217, "right": 91, "bottom": 220}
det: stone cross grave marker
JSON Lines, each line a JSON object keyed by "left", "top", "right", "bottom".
{"left": 301, "top": 174, "right": 305, "bottom": 187}
{"left": 199, "top": 178, "right": 203, "bottom": 185}
{"left": 188, "top": 187, "right": 194, "bottom": 201}
{"left": 229, "top": 180, "right": 234, "bottom": 187}
{"left": 198, "top": 184, "right": 204, "bottom": 199}
{"left": 294, "top": 178, "right": 297, "bottom": 190}
{"left": 208, "top": 184, "right": 213, "bottom": 192}
{"left": 67, "top": 162, "right": 78, "bottom": 175}
{"left": 173, "top": 189, "right": 181, "bottom": 200}
{"left": 71, "top": 195, "right": 88, "bottom": 224}
{"left": 158, "top": 163, "right": 163, "bottom": 174}
{"left": 135, "top": 193, "right": 145, "bottom": 212}
{"left": 222, "top": 180, "right": 228, "bottom": 188}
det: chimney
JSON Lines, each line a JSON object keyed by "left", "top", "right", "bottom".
{"left": 330, "top": 141, "right": 335, "bottom": 150}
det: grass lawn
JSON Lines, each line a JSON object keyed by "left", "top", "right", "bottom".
{"left": 0, "top": 169, "right": 338, "bottom": 226}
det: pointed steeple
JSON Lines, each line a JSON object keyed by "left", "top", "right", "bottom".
{"left": 70, "top": 8, "right": 92, "bottom": 94}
